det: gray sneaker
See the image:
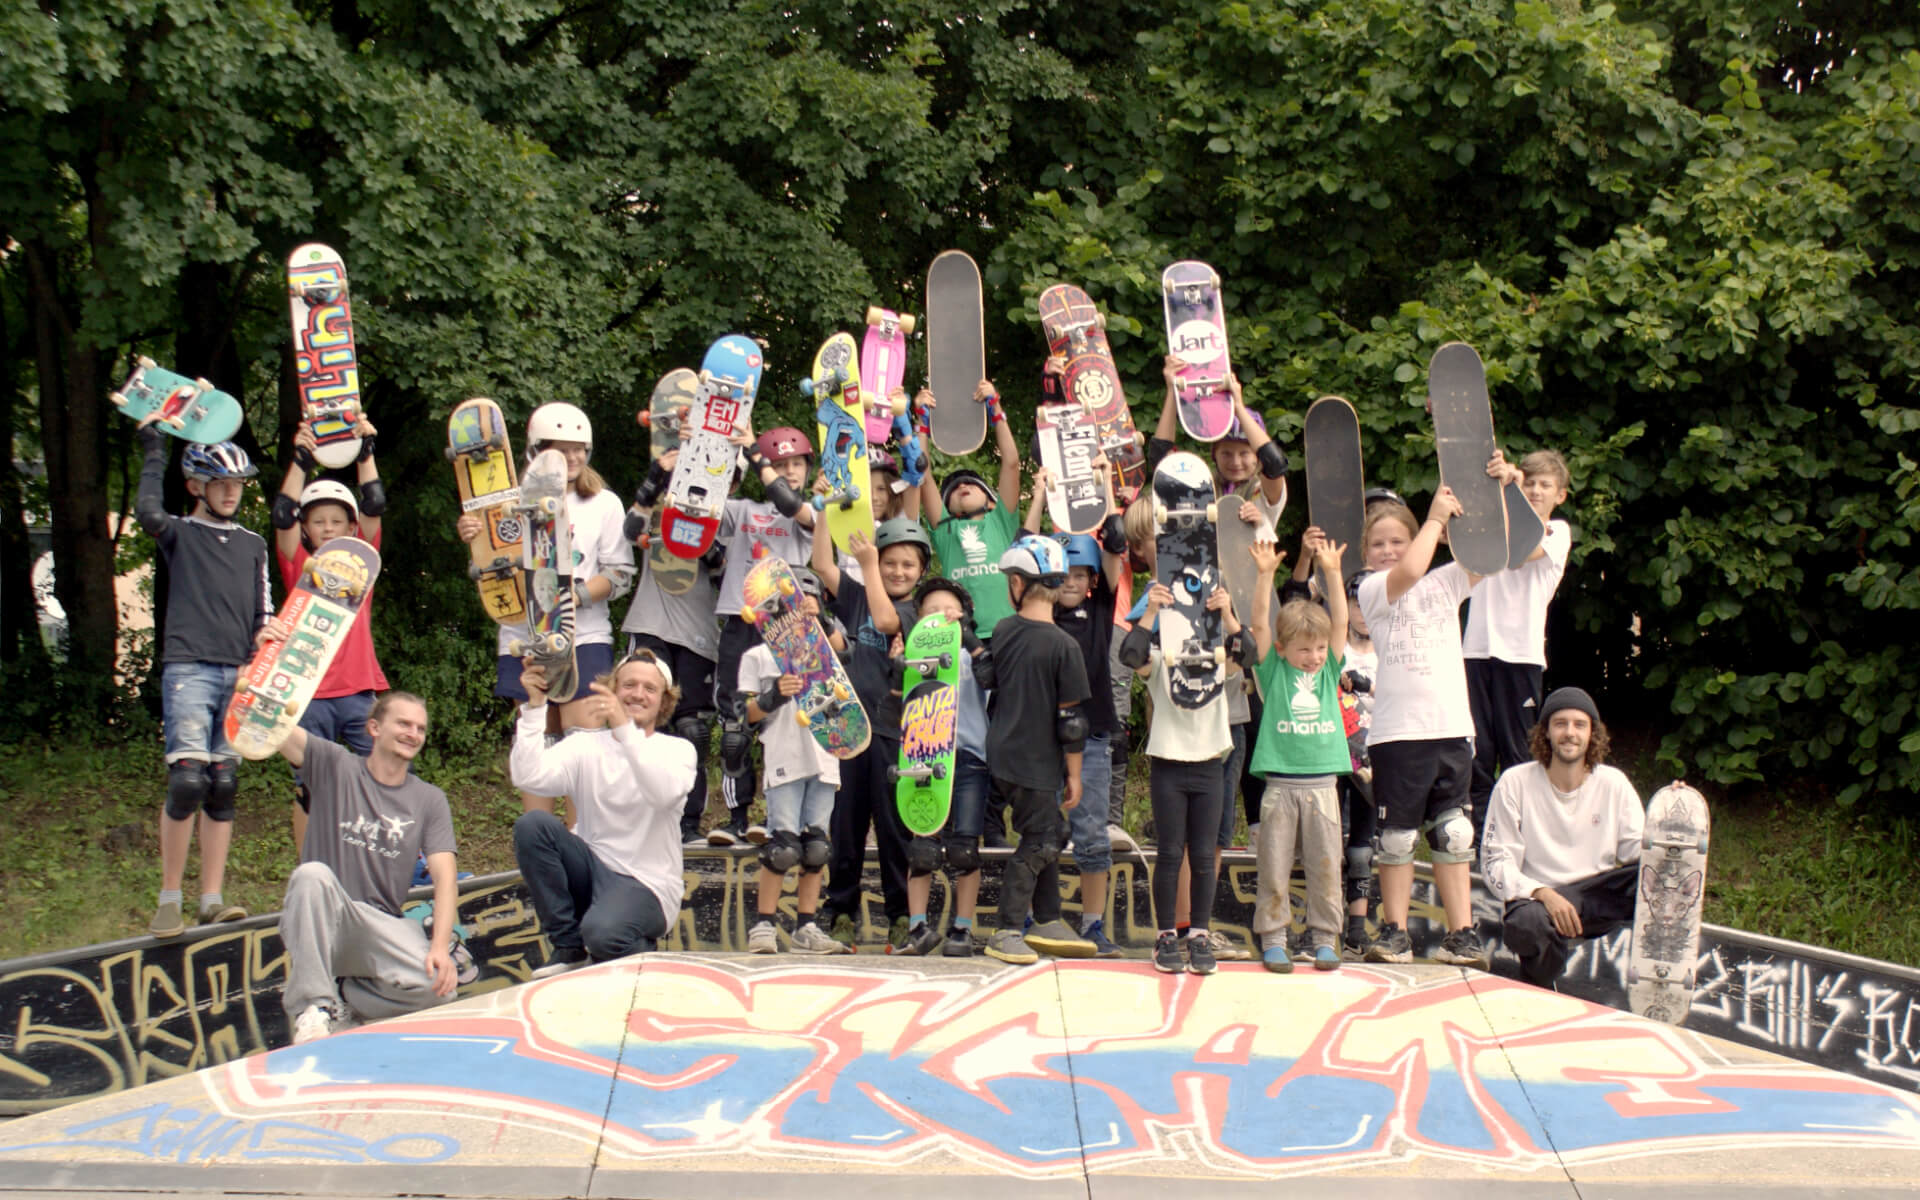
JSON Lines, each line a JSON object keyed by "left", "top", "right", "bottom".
{"left": 1026, "top": 919, "right": 1096, "bottom": 959}
{"left": 199, "top": 900, "right": 248, "bottom": 924}
{"left": 941, "top": 927, "right": 976, "bottom": 957}
{"left": 747, "top": 920, "right": 780, "bottom": 954}
{"left": 791, "top": 921, "right": 852, "bottom": 955}
{"left": 1208, "top": 929, "right": 1251, "bottom": 961}
{"left": 1365, "top": 922, "right": 1414, "bottom": 963}
{"left": 984, "top": 929, "right": 1039, "bottom": 965}
{"left": 1432, "top": 926, "right": 1492, "bottom": 969}
{"left": 150, "top": 900, "right": 185, "bottom": 939}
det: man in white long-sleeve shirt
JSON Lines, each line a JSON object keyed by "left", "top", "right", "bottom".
{"left": 511, "top": 649, "right": 698, "bottom": 976}
{"left": 1481, "top": 687, "right": 1643, "bottom": 987}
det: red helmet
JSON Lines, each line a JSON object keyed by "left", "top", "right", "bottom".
{"left": 755, "top": 427, "right": 813, "bottom": 462}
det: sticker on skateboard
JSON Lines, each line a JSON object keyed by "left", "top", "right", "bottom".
{"left": 1305, "top": 395, "right": 1366, "bottom": 580}
{"left": 803, "top": 332, "right": 874, "bottom": 553}
{"left": 661, "top": 335, "right": 762, "bottom": 560}
{"left": 742, "top": 557, "right": 870, "bottom": 759}
{"left": 1628, "top": 781, "right": 1710, "bottom": 1026}
{"left": 1039, "top": 282, "right": 1146, "bottom": 504}
{"left": 286, "top": 244, "right": 364, "bottom": 469}
{"left": 447, "top": 397, "right": 527, "bottom": 625}
{"left": 639, "top": 368, "right": 702, "bottom": 596}
{"left": 1428, "top": 342, "right": 1507, "bottom": 576}
{"left": 926, "top": 250, "right": 986, "bottom": 455}
{"left": 512, "top": 448, "right": 577, "bottom": 702}
{"left": 1161, "top": 260, "right": 1235, "bottom": 442}
{"left": 110, "top": 357, "right": 243, "bottom": 444}
{"left": 1036, "top": 403, "right": 1113, "bottom": 535}
{"left": 1152, "top": 451, "right": 1226, "bottom": 709}
{"left": 893, "top": 613, "right": 963, "bottom": 836}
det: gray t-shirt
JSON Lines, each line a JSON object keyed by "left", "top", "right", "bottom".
{"left": 299, "top": 737, "right": 455, "bottom": 917}
{"left": 714, "top": 498, "right": 815, "bottom": 617}
{"left": 622, "top": 545, "right": 721, "bottom": 660}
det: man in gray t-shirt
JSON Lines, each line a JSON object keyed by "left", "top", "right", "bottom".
{"left": 277, "top": 691, "right": 460, "bottom": 1044}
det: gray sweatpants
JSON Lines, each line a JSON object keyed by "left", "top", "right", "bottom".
{"left": 1254, "top": 777, "right": 1344, "bottom": 949}
{"left": 280, "top": 861, "right": 451, "bottom": 1021}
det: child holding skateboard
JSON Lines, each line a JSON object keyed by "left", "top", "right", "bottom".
{"left": 740, "top": 567, "right": 854, "bottom": 955}
{"left": 272, "top": 417, "right": 388, "bottom": 852}
{"left": 134, "top": 420, "right": 271, "bottom": 937}
{"left": 916, "top": 379, "right": 1021, "bottom": 642}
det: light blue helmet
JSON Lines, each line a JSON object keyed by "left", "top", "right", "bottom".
{"left": 181, "top": 441, "right": 257, "bottom": 482}
{"left": 1053, "top": 532, "right": 1101, "bottom": 571}
{"left": 999, "top": 534, "right": 1068, "bottom": 587}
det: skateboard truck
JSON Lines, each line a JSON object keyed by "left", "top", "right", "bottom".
{"left": 292, "top": 280, "right": 346, "bottom": 304}
{"left": 888, "top": 762, "right": 949, "bottom": 783}
{"left": 903, "top": 652, "right": 954, "bottom": 673}
{"left": 809, "top": 486, "right": 862, "bottom": 513}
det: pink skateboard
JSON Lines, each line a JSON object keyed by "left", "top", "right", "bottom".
{"left": 860, "top": 306, "right": 915, "bottom": 444}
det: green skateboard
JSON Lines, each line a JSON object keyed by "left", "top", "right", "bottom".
{"left": 892, "top": 613, "right": 963, "bottom": 836}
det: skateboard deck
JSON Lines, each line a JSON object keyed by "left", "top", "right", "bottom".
{"left": 1214, "top": 490, "right": 1277, "bottom": 643}
{"left": 109, "top": 357, "right": 243, "bottom": 444}
{"left": 661, "top": 335, "right": 762, "bottom": 559}
{"left": 1505, "top": 481, "right": 1546, "bottom": 570}
{"left": 512, "top": 448, "right": 577, "bottom": 702}
{"left": 224, "top": 537, "right": 380, "bottom": 760}
{"left": 893, "top": 613, "right": 963, "bottom": 836}
{"left": 1036, "top": 403, "right": 1113, "bottom": 535}
{"left": 860, "top": 306, "right": 915, "bottom": 445}
{"left": 926, "top": 250, "right": 986, "bottom": 454}
{"left": 741, "top": 557, "right": 871, "bottom": 758}
{"left": 1428, "top": 342, "right": 1507, "bottom": 576}
{"left": 803, "top": 332, "right": 874, "bottom": 553}
{"left": 639, "top": 368, "right": 702, "bottom": 596}
{"left": 1038, "top": 283, "right": 1146, "bottom": 504}
{"left": 447, "top": 397, "right": 528, "bottom": 625}
{"left": 1161, "top": 261, "right": 1235, "bottom": 442}
{"left": 1152, "top": 451, "right": 1225, "bottom": 709}
{"left": 286, "top": 244, "right": 364, "bottom": 469}
{"left": 1628, "top": 782, "right": 1711, "bottom": 1025}
{"left": 1304, "top": 395, "right": 1366, "bottom": 579}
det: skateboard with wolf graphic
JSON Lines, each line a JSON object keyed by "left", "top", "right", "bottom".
{"left": 1152, "top": 452, "right": 1226, "bottom": 710}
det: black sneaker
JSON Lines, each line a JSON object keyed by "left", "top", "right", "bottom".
{"left": 895, "top": 922, "right": 944, "bottom": 957}
{"left": 941, "top": 926, "right": 975, "bottom": 957}
{"left": 1432, "top": 926, "right": 1492, "bottom": 969}
{"left": 1342, "top": 918, "right": 1372, "bottom": 961}
{"left": 1365, "top": 922, "right": 1413, "bottom": 963}
{"left": 1152, "top": 931, "right": 1186, "bottom": 974}
{"left": 1186, "top": 932, "right": 1218, "bottom": 976}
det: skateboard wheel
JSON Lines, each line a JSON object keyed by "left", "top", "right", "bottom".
{"left": 1212, "top": 646, "right": 1228, "bottom": 665}
{"left": 444, "top": 444, "right": 459, "bottom": 462}
{"left": 1696, "top": 834, "right": 1709, "bottom": 855}
{"left": 898, "top": 313, "right": 916, "bottom": 335}
{"left": 1095, "top": 311, "right": 1107, "bottom": 330}
{"left": 1205, "top": 502, "right": 1218, "bottom": 523}
{"left": 778, "top": 577, "right": 796, "bottom": 597}
{"left": 939, "top": 651, "right": 953, "bottom": 669}
{"left": 284, "top": 700, "right": 302, "bottom": 719}
{"left": 887, "top": 766, "right": 901, "bottom": 782}
{"left": 194, "top": 377, "right": 214, "bottom": 392}
{"left": 832, "top": 681, "right": 850, "bottom": 701}
{"left": 137, "top": 355, "right": 157, "bottom": 369}
{"left": 509, "top": 639, "right": 528, "bottom": 658}
{"left": 800, "top": 377, "right": 819, "bottom": 398}
{"left": 865, "top": 305, "right": 883, "bottom": 327}
{"left": 539, "top": 497, "right": 561, "bottom": 516}
{"left": 166, "top": 416, "right": 186, "bottom": 430}
{"left": 110, "top": 391, "right": 129, "bottom": 408}
{"left": 933, "top": 762, "right": 949, "bottom": 781}
{"left": 795, "top": 709, "right": 811, "bottom": 728}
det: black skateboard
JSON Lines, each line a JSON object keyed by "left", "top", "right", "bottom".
{"left": 1152, "top": 452, "right": 1225, "bottom": 709}
{"left": 1428, "top": 342, "right": 1507, "bottom": 576}
{"left": 1305, "top": 395, "right": 1365, "bottom": 580}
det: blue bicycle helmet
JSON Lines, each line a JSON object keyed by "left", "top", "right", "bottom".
{"left": 999, "top": 534, "right": 1068, "bottom": 587}
{"left": 182, "top": 441, "right": 257, "bottom": 482}
{"left": 1053, "top": 532, "right": 1102, "bottom": 571}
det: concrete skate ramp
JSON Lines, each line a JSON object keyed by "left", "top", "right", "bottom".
{"left": 3, "top": 957, "right": 1918, "bottom": 1197}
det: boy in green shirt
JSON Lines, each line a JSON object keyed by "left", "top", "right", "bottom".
{"left": 917, "top": 379, "right": 1022, "bottom": 641}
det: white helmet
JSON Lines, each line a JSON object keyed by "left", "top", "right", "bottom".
{"left": 528, "top": 402, "right": 592, "bottom": 450}
{"left": 298, "top": 479, "right": 358, "bottom": 522}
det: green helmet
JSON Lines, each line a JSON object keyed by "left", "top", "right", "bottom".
{"left": 873, "top": 517, "right": 932, "bottom": 561}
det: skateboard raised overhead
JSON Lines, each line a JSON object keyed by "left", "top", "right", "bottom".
{"left": 926, "top": 250, "right": 986, "bottom": 455}
{"left": 660, "top": 334, "right": 763, "bottom": 560}
{"left": 860, "top": 306, "right": 916, "bottom": 446}
{"left": 1152, "top": 451, "right": 1226, "bottom": 710}
{"left": 109, "top": 357, "right": 244, "bottom": 444}
{"left": 286, "top": 244, "right": 364, "bottom": 469}
{"left": 1213, "top": 489, "right": 1278, "bottom": 649}
{"left": 893, "top": 613, "right": 963, "bottom": 836}
{"left": 1036, "top": 403, "right": 1113, "bottom": 535}
{"left": 802, "top": 332, "right": 874, "bottom": 553}
{"left": 1038, "top": 282, "right": 1146, "bottom": 504}
{"left": 1628, "top": 782, "right": 1711, "bottom": 1025}
{"left": 512, "top": 448, "right": 577, "bottom": 703}
{"left": 1428, "top": 342, "right": 1507, "bottom": 576}
{"left": 1161, "top": 261, "right": 1235, "bottom": 442}
{"left": 1305, "top": 395, "right": 1366, "bottom": 580}
{"left": 637, "top": 368, "right": 702, "bottom": 596}
{"left": 446, "top": 397, "right": 527, "bottom": 625}
{"left": 225, "top": 537, "right": 380, "bottom": 760}
{"left": 741, "top": 557, "right": 870, "bottom": 759}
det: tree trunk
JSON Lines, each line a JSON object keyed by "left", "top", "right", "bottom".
{"left": 0, "top": 268, "right": 46, "bottom": 667}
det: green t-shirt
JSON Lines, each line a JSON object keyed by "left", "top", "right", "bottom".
{"left": 931, "top": 503, "right": 1018, "bottom": 638}
{"left": 1249, "top": 648, "right": 1351, "bottom": 777}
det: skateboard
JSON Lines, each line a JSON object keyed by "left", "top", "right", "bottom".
{"left": 1038, "top": 283, "right": 1146, "bottom": 504}
{"left": 286, "top": 244, "right": 364, "bottom": 469}
{"left": 109, "top": 357, "right": 243, "bottom": 444}
{"left": 1151, "top": 451, "right": 1226, "bottom": 709}
{"left": 741, "top": 556, "right": 871, "bottom": 758}
{"left": 638, "top": 368, "right": 702, "bottom": 596}
{"left": 860, "top": 306, "right": 916, "bottom": 445}
{"left": 511, "top": 448, "right": 577, "bottom": 702}
{"left": 224, "top": 537, "right": 380, "bottom": 760}
{"left": 446, "top": 397, "right": 528, "bottom": 625}
{"left": 892, "top": 613, "right": 963, "bottom": 836}
{"left": 1161, "top": 261, "right": 1236, "bottom": 442}
{"left": 802, "top": 332, "right": 874, "bottom": 553}
{"left": 660, "top": 334, "right": 762, "bottom": 559}
{"left": 1427, "top": 342, "right": 1507, "bottom": 575}
{"left": 1628, "top": 781, "right": 1711, "bottom": 1025}
{"left": 926, "top": 250, "right": 986, "bottom": 454}
{"left": 1304, "top": 395, "right": 1366, "bottom": 579}
{"left": 1036, "top": 403, "right": 1112, "bottom": 535}
{"left": 1213, "top": 489, "right": 1277, "bottom": 641}
{"left": 1505, "top": 480, "right": 1546, "bottom": 569}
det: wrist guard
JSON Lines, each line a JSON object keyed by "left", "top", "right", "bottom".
{"left": 357, "top": 478, "right": 387, "bottom": 517}
{"left": 1256, "top": 440, "right": 1288, "bottom": 479}
{"left": 271, "top": 494, "right": 300, "bottom": 530}
{"left": 623, "top": 505, "right": 648, "bottom": 543}
{"left": 293, "top": 444, "right": 316, "bottom": 473}
{"left": 1099, "top": 513, "right": 1127, "bottom": 556}
{"left": 634, "top": 458, "right": 670, "bottom": 509}
{"left": 355, "top": 434, "right": 377, "bottom": 463}
{"left": 753, "top": 681, "right": 786, "bottom": 718}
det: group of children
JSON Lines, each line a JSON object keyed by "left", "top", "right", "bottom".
{"left": 140, "top": 349, "right": 1573, "bottom": 977}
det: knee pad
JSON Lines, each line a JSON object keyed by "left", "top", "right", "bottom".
{"left": 673, "top": 712, "right": 713, "bottom": 758}
{"left": 1375, "top": 826, "right": 1419, "bottom": 866}
{"left": 800, "top": 825, "right": 831, "bottom": 870}
{"left": 719, "top": 719, "right": 752, "bottom": 774}
{"left": 205, "top": 761, "right": 238, "bottom": 822}
{"left": 945, "top": 840, "right": 982, "bottom": 875}
{"left": 758, "top": 830, "right": 802, "bottom": 873}
{"left": 1426, "top": 806, "right": 1476, "bottom": 863}
{"left": 165, "top": 760, "right": 211, "bottom": 820}
{"left": 1344, "top": 844, "right": 1376, "bottom": 903}
{"left": 907, "top": 835, "right": 944, "bottom": 876}
{"left": 1016, "top": 834, "right": 1062, "bottom": 869}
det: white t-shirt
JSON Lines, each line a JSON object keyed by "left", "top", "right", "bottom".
{"left": 1480, "top": 761, "right": 1644, "bottom": 903}
{"left": 1142, "top": 646, "right": 1232, "bottom": 762}
{"left": 1357, "top": 564, "right": 1473, "bottom": 745}
{"left": 1464, "top": 519, "right": 1570, "bottom": 666}
{"left": 495, "top": 488, "right": 633, "bottom": 653}
{"left": 737, "top": 644, "right": 841, "bottom": 791}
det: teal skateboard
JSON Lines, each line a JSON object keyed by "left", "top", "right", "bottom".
{"left": 892, "top": 613, "right": 963, "bottom": 835}
{"left": 110, "top": 357, "right": 243, "bottom": 444}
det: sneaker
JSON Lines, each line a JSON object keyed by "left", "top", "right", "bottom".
{"left": 1365, "top": 922, "right": 1413, "bottom": 963}
{"left": 1186, "top": 932, "right": 1218, "bottom": 975}
{"left": 1342, "top": 919, "right": 1372, "bottom": 961}
{"left": 707, "top": 816, "right": 748, "bottom": 847}
{"left": 1026, "top": 919, "right": 1096, "bottom": 959}
{"left": 885, "top": 915, "right": 911, "bottom": 952}
{"left": 984, "top": 929, "right": 1039, "bottom": 965}
{"left": 894, "top": 922, "right": 944, "bottom": 957}
{"left": 745, "top": 823, "right": 770, "bottom": 845}
{"left": 199, "top": 900, "right": 247, "bottom": 924}
{"left": 292, "top": 1003, "right": 342, "bottom": 1045}
{"left": 1153, "top": 931, "right": 1186, "bottom": 974}
{"left": 1288, "top": 929, "right": 1314, "bottom": 962}
{"left": 682, "top": 831, "right": 709, "bottom": 848}
{"left": 1313, "top": 943, "right": 1342, "bottom": 971}
{"left": 791, "top": 921, "right": 852, "bottom": 954}
{"left": 1106, "top": 824, "right": 1138, "bottom": 853}
{"left": 531, "top": 946, "right": 589, "bottom": 978}
{"left": 1209, "top": 929, "right": 1251, "bottom": 961}
{"left": 828, "top": 913, "right": 858, "bottom": 948}
{"left": 747, "top": 920, "right": 780, "bottom": 954}
{"left": 1261, "top": 944, "right": 1294, "bottom": 974}
{"left": 1082, "top": 918, "right": 1122, "bottom": 958}
{"left": 1432, "top": 926, "right": 1492, "bottom": 969}
{"left": 150, "top": 900, "right": 185, "bottom": 939}
{"left": 942, "top": 927, "right": 975, "bottom": 957}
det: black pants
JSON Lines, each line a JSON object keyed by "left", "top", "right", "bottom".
{"left": 1502, "top": 864, "right": 1638, "bottom": 987}
{"left": 994, "top": 778, "right": 1065, "bottom": 928}
{"left": 513, "top": 811, "right": 669, "bottom": 960}
{"left": 1341, "top": 772, "right": 1376, "bottom": 905}
{"left": 1148, "top": 756, "right": 1223, "bottom": 932}
{"left": 825, "top": 735, "right": 909, "bottom": 924}
{"left": 715, "top": 615, "right": 762, "bottom": 812}
{"left": 627, "top": 632, "right": 716, "bottom": 837}
{"left": 1467, "top": 658, "right": 1544, "bottom": 840}
{"left": 1241, "top": 689, "right": 1266, "bottom": 830}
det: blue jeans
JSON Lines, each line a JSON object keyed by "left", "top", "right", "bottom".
{"left": 765, "top": 775, "right": 835, "bottom": 834}
{"left": 162, "top": 661, "right": 238, "bottom": 764}
{"left": 290, "top": 690, "right": 374, "bottom": 788}
{"left": 1066, "top": 732, "right": 1113, "bottom": 874}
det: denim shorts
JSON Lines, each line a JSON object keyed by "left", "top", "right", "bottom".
{"left": 495, "top": 642, "right": 616, "bottom": 704}
{"left": 946, "top": 749, "right": 990, "bottom": 842}
{"left": 162, "top": 661, "right": 238, "bottom": 764}
{"left": 765, "top": 775, "right": 836, "bottom": 834}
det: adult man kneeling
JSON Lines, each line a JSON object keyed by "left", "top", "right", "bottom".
{"left": 1481, "top": 687, "right": 1643, "bottom": 987}
{"left": 511, "top": 650, "right": 698, "bottom": 976}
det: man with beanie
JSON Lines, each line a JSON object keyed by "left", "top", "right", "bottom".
{"left": 1480, "top": 687, "right": 1644, "bottom": 988}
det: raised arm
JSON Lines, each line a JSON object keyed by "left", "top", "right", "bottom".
{"left": 1384, "top": 488, "right": 1459, "bottom": 605}
{"left": 1248, "top": 538, "right": 1283, "bottom": 662}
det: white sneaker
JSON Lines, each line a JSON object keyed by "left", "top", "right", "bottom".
{"left": 1208, "top": 929, "right": 1252, "bottom": 961}
{"left": 748, "top": 921, "right": 780, "bottom": 954}
{"left": 531, "top": 948, "right": 588, "bottom": 979}
{"left": 790, "top": 921, "right": 852, "bottom": 954}
{"left": 292, "top": 1004, "right": 340, "bottom": 1045}
{"left": 746, "top": 824, "right": 770, "bottom": 845}
{"left": 1106, "top": 824, "right": 1138, "bottom": 853}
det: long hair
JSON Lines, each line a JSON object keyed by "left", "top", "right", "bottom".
{"left": 1529, "top": 714, "right": 1610, "bottom": 769}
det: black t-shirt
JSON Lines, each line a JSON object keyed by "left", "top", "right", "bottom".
{"left": 985, "top": 614, "right": 1090, "bottom": 790}
{"left": 1053, "top": 575, "right": 1116, "bottom": 736}
{"left": 835, "top": 585, "right": 916, "bottom": 740}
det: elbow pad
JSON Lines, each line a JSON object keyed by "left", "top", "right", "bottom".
{"left": 1117, "top": 624, "right": 1154, "bottom": 670}
{"left": 1257, "top": 440, "right": 1289, "bottom": 480}
{"left": 633, "top": 459, "right": 670, "bottom": 510}
{"left": 271, "top": 493, "right": 300, "bottom": 530}
{"left": 357, "top": 478, "right": 387, "bottom": 517}
{"left": 1056, "top": 707, "right": 1089, "bottom": 755}
{"left": 1099, "top": 512, "right": 1127, "bottom": 557}
{"left": 1226, "top": 629, "right": 1257, "bottom": 669}
{"left": 766, "top": 476, "right": 805, "bottom": 518}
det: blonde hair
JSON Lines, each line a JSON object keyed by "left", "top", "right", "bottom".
{"left": 1520, "top": 449, "right": 1570, "bottom": 491}
{"left": 573, "top": 464, "right": 606, "bottom": 499}
{"left": 598, "top": 655, "right": 680, "bottom": 728}
{"left": 1275, "top": 598, "right": 1332, "bottom": 646}
{"left": 1122, "top": 494, "right": 1155, "bottom": 551}
{"left": 1361, "top": 501, "right": 1418, "bottom": 550}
